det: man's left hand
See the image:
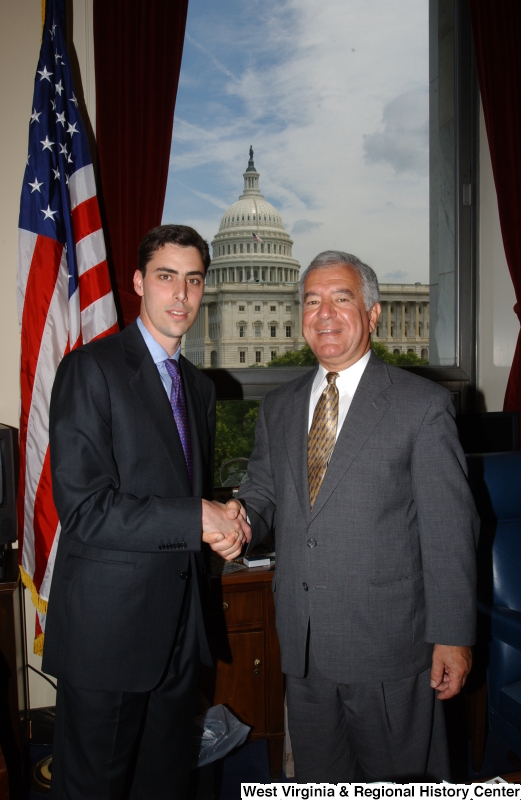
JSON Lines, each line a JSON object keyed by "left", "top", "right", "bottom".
{"left": 430, "top": 644, "right": 472, "bottom": 700}
{"left": 225, "top": 499, "right": 251, "bottom": 542}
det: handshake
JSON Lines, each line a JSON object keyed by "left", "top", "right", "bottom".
{"left": 201, "top": 499, "right": 251, "bottom": 561}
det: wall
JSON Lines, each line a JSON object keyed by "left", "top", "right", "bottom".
{"left": 477, "top": 105, "right": 518, "bottom": 411}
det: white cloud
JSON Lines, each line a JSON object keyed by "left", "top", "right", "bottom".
{"left": 291, "top": 219, "right": 323, "bottom": 235}
{"left": 363, "top": 89, "right": 429, "bottom": 175}
{"left": 177, "top": 183, "right": 229, "bottom": 211}
{"left": 165, "top": 0, "right": 430, "bottom": 284}
{"left": 383, "top": 269, "right": 410, "bottom": 281}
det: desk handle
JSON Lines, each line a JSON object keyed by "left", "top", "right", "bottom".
{"left": 223, "top": 602, "right": 229, "bottom": 611}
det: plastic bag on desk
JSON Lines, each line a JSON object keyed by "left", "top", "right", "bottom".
{"left": 193, "top": 704, "right": 250, "bottom": 767}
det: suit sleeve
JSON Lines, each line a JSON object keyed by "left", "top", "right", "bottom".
{"left": 411, "top": 390, "right": 479, "bottom": 646}
{"left": 238, "top": 397, "right": 276, "bottom": 550}
{"left": 49, "top": 350, "right": 203, "bottom": 553}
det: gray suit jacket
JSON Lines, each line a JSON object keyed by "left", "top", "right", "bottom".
{"left": 238, "top": 352, "right": 478, "bottom": 683}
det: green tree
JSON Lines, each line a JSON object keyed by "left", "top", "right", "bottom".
{"left": 267, "top": 341, "right": 428, "bottom": 367}
{"left": 267, "top": 344, "right": 318, "bottom": 366}
{"left": 214, "top": 400, "right": 259, "bottom": 484}
{"left": 371, "top": 340, "right": 429, "bottom": 366}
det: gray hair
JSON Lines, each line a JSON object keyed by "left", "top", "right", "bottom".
{"left": 299, "top": 251, "right": 380, "bottom": 311}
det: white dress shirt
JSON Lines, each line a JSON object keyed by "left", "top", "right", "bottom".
{"left": 308, "top": 349, "right": 371, "bottom": 440}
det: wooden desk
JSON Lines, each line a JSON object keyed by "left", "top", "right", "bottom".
{"left": 201, "top": 566, "right": 284, "bottom": 779}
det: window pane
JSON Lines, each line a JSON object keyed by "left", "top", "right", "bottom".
{"left": 167, "top": 0, "right": 463, "bottom": 372}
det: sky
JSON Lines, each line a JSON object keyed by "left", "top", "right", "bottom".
{"left": 163, "top": 0, "right": 429, "bottom": 284}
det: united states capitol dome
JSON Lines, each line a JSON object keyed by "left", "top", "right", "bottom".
{"left": 210, "top": 147, "right": 297, "bottom": 270}
{"left": 217, "top": 148, "right": 285, "bottom": 232}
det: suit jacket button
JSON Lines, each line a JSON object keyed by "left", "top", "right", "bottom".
{"left": 182, "top": 542, "right": 187, "bottom": 549}
{"left": 302, "top": 582, "right": 308, "bottom": 591}
{"left": 180, "top": 572, "right": 188, "bottom": 580}
{"left": 159, "top": 544, "right": 164, "bottom": 550}
{"left": 307, "top": 538, "right": 316, "bottom": 548}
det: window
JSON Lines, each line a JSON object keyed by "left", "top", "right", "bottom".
{"left": 285, "top": 326, "right": 291, "bottom": 338}
{"left": 233, "top": 244, "right": 237, "bottom": 254}
{"left": 239, "top": 305, "right": 245, "bottom": 311}
{"left": 286, "top": 305, "right": 291, "bottom": 312}
{"left": 261, "top": 244, "right": 264, "bottom": 253}
{"left": 240, "top": 243, "right": 243, "bottom": 253}
{"left": 270, "top": 305, "right": 276, "bottom": 312}
{"left": 247, "top": 243, "right": 250, "bottom": 253}
{"left": 254, "top": 243, "right": 257, "bottom": 253}
{"left": 270, "top": 325, "right": 276, "bottom": 338}
{"left": 376, "top": 325, "right": 380, "bottom": 337}
{"left": 174, "top": 2, "right": 476, "bottom": 412}
{"left": 210, "top": 351, "right": 217, "bottom": 367}
{"left": 255, "top": 305, "right": 261, "bottom": 312}
{"left": 255, "top": 351, "right": 262, "bottom": 363}
{"left": 239, "top": 325, "right": 245, "bottom": 338}
{"left": 239, "top": 351, "right": 246, "bottom": 364}
{"left": 271, "top": 351, "right": 277, "bottom": 360}
{"left": 254, "top": 325, "right": 261, "bottom": 338}
{"left": 227, "top": 245, "right": 230, "bottom": 254}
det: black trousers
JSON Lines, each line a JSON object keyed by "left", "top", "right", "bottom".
{"left": 50, "top": 581, "right": 199, "bottom": 800}
{"left": 286, "top": 634, "right": 450, "bottom": 783}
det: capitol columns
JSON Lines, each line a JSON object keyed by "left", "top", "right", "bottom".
{"left": 204, "top": 302, "right": 210, "bottom": 344}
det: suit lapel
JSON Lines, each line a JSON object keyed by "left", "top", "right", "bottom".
{"left": 123, "top": 322, "right": 192, "bottom": 494}
{"left": 179, "top": 356, "right": 205, "bottom": 498}
{"left": 284, "top": 368, "right": 317, "bottom": 522}
{"left": 310, "top": 353, "right": 391, "bottom": 519}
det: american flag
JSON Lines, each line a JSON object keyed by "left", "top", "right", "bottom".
{"left": 252, "top": 232, "right": 263, "bottom": 243}
{"left": 17, "top": 0, "right": 118, "bottom": 654}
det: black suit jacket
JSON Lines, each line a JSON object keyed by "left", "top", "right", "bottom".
{"left": 42, "top": 321, "right": 216, "bottom": 692}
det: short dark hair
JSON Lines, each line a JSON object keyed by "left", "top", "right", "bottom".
{"left": 138, "top": 224, "right": 211, "bottom": 276}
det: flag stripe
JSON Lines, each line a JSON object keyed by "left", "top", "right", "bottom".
{"left": 17, "top": 229, "right": 38, "bottom": 322}
{"left": 80, "top": 292, "right": 118, "bottom": 343}
{"left": 69, "top": 163, "right": 96, "bottom": 210}
{"left": 76, "top": 228, "right": 107, "bottom": 276}
{"left": 32, "top": 448, "right": 60, "bottom": 589}
{"left": 22, "top": 248, "right": 69, "bottom": 578}
{"left": 72, "top": 195, "right": 103, "bottom": 244}
{"left": 79, "top": 262, "right": 113, "bottom": 312}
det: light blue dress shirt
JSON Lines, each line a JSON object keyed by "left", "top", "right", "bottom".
{"left": 136, "top": 316, "right": 181, "bottom": 399}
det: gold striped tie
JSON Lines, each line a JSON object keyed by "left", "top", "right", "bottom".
{"left": 308, "top": 372, "right": 339, "bottom": 510}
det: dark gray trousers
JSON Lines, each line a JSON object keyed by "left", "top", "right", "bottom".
{"left": 286, "top": 638, "right": 450, "bottom": 783}
{"left": 50, "top": 581, "right": 199, "bottom": 800}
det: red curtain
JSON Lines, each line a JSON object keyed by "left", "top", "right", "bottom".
{"left": 468, "top": 1, "right": 521, "bottom": 419}
{"left": 93, "top": 0, "right": 189, "bottom": 326}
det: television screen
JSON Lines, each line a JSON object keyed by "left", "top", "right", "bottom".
{"left": 0, "top": 425, "right": 17, "bottom": 544}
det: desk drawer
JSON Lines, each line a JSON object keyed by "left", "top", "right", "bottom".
{"left": 221, "top": 589, "right": 263, "bottom": 627}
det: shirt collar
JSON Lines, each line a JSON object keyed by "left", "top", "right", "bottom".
{"left": 312, "top": 349, "right": 371, "bottom": 397}
{"left": 136, "top": 317, "right": 181, "bottom": 365}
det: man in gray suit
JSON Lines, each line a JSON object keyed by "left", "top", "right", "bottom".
{"left": 237, "top": 251, "right": 478, "bottom": 782}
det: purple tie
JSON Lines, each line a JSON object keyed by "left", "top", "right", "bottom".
{"left": 164, "top": 359, "right": 193, "bottom": 487}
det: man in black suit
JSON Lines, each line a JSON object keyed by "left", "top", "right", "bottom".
{"left": 44, "top": 225, "right": 250, "bottom": 799}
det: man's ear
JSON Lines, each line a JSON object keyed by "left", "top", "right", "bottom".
{"left": 133, "top": 269, "right": 144, "bottom": 297}
{"left": 368, "top": 302, "right": 381, "bottom": 333}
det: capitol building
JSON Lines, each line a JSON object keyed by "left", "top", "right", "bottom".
{"left": 184, "top": 149, "right": 304, "bottom": 368}
{"left": 184, "top": 149, "right": 430, "bottom": 367}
